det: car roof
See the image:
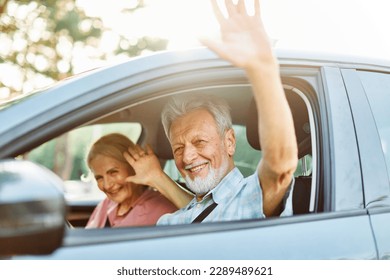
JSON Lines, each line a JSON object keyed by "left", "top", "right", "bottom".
{"left": 1, "top": 47, "right": 389, "bottom": 159}
{"left": 275, "top": 48, "right": 390, "bottom": 70}
{"left": 2, "top": 47, "right": 389, "bottom": 111}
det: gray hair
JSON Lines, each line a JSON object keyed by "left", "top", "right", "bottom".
{"left": 161, "top": 95, "right": 232, "bottom": 140}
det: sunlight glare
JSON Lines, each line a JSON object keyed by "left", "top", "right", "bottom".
{"left": 75, "top": 0, "right": 390, "bottom": 59}
{"left": 77, "top": 0, "right": 219, "bottom": 50}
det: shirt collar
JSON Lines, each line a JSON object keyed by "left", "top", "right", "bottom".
{"left": 186, "top": 167, "right": 243, "bottom": 207}
{"left": 211, "top": 167, "right": 243, "bottom": 205}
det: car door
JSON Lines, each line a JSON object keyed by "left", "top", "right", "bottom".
{"left": 342, "top": 68, "right": 390, "bottom": 260}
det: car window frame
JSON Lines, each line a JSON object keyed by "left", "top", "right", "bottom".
{"left": 342, "top": 68, "right": 390, "bottom": 208}
{"left": 319, "top": 66, "right": 364, "bottom": 212}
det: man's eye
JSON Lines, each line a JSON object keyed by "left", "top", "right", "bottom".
{"left": 174, "top": 147, "right": 183, "bottom": 154}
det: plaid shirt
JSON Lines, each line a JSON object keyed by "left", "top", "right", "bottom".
{"left": 157, "top": 167, "right": 294, "bottom": 225}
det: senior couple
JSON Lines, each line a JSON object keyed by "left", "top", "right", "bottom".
{"left": 85, "top": 0, "right": 298, "bottom": 228}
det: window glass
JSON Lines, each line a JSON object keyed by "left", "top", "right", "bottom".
{"left": 232, "top": 125, "right": 262, "bottom": 177}
{"left": 295, "top": 154, "right": 312, "bottom": 177}
{"left": 24, "top": 123, "right": 142, "bottom": 201}
{"left": 358, "top": 71, "right": 390, "bottom": 178}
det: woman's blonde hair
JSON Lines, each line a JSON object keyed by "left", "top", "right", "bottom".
{"left": 87, "top": 133, "right": 136, "bottom": 168}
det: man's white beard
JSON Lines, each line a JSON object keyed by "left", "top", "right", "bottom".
{"left": 185, "top": 159, "right": 229, "bottom": 196}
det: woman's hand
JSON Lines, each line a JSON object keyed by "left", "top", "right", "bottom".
{"left": 123, "top": 144, "right": 164, "bottom": 187}
{"left": 124, "top": 144, "right": 193, "bottom": 208}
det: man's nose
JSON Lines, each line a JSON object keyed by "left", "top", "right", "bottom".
{"left": 182, "top": 145, "right": 197, "bottom": 165}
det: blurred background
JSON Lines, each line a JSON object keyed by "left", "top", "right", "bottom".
{"left": 1, "top": 0, "right": 389, "bottom": 102}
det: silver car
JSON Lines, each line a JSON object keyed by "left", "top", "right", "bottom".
{"left": 1, "top": 48, "right": 390, "bottom": 259}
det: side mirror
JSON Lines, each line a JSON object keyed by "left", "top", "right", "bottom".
{"left": 0, "top": 159, "right": 66, "bottom": 256}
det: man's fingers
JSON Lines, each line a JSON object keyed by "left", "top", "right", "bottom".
{"left": 211, "top": 0, "right": 225, "bottom": 24}
{"left": 225, "top": 0, "right": 238, "bottom": 17}
{"left": 254, "top": 0, "right": 261, "bottom": 17}
{"left": 200, "top": 36, "right": 232, "bottom": 63}
{"left": 237, "top": 0, "right": 247, "bottom": 14}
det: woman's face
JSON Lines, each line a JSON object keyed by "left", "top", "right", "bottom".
{"left": 89, "top": 154, "right": 136, "bottom": 204}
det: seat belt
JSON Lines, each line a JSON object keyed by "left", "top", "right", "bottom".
{"left": 104, "top": 217, "right": 111, "bottom": 227}
{"left": 191, "top": 202, "right": 218, "bottom": 223}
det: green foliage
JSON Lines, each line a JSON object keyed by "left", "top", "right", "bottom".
{"left": 28, "top": 138, "right": 56, "bottom": 170}
{"left": 27, "top": 123, "right": 142, "bottom": 180}
{"left": 2, "top": 0, "right": 168, "bottom": 179}
{"left": 233, "top": 125, "right": 261, "bottom": 177}
{"left": 115, "top": 35, "right": 168, "bottom": 57}
{"left": 0, "top": 0, "right": 167, "bottom": 97}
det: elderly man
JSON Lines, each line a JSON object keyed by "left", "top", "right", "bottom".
{"left": 125, "top": 0, "right": 297, "bottom": 224}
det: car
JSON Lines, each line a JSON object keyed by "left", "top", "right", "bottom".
{"left": 1, "top": 47, "right": 390, "bottom": 260}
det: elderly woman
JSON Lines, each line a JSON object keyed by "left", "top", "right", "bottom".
{"left": 85, "top": 133, "right": 178, "bottom": 228}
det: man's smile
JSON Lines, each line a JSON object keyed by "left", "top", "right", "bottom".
{"left": 185, "top": 161, "right": 209, "bottom": 174}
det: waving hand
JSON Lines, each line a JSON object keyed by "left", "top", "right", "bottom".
{"left": 201, "top": 0, "right": 274, "bottom": 70}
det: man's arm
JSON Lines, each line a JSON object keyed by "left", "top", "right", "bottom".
{"left": 201, "top": 0, "right": 298, "bottom": 216}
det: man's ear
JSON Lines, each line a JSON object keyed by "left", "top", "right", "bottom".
{"left": 224, "top": 128, "right": 236, "bottom": 156}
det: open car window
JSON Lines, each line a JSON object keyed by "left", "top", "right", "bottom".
{"left": 18, "top": 80, "right": 317, "bottom": 229}
{"left": 22, "top": 122, "right": 142, "bottom": 203}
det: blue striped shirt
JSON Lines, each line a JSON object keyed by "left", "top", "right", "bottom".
{"left": 157, "top": 167, "right": 293, "bottom": 225}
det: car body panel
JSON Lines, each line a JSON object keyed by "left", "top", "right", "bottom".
{"left": 320, "top": 67, "right": 363, "bottom": 211}
{"left": 369, "top": 207, "right": 390, "bottom": 260}
{"left": 15, "top": 211, "right": 376, "bottom": 260}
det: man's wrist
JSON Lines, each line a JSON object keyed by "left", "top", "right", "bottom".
{"left": 245, "top": 57, "right": 279, "bottom": 80}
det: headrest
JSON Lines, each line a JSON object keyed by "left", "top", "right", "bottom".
{"left": 246, "top": 90, "right": 311, "bottom": 158}
{"left": 155, "top": 120, "right": 174, "bottom": 159}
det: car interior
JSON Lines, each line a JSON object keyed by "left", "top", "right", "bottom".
{"left": 24, "top": 81, "right": 316, "bottom": 228}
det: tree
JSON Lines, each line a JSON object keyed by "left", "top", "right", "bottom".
{"left": 0, "top": 0, "right": 167, "bottom": 181}
{"left": 0, "top": 0, "right": 167, "bottom": 100}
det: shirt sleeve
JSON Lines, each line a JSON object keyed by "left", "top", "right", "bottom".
{"left": 280, "top": 177, "right": 295, "bottom": 217}
{"left": 255, "top": 170, "right": 294, "bottom": 217}
{"left": 85, "top": 199, "right": 108, "bottom": 229}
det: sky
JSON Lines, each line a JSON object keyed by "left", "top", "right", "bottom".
{"left": 77, "top": 0, "right": 390, "bottom": 60}
{"left": 1, "top": 0, "right": 389, "bottom": 100}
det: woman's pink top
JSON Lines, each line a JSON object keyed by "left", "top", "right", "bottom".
{"left": 86, "top": 188, "right": 177, "bottom": 228}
